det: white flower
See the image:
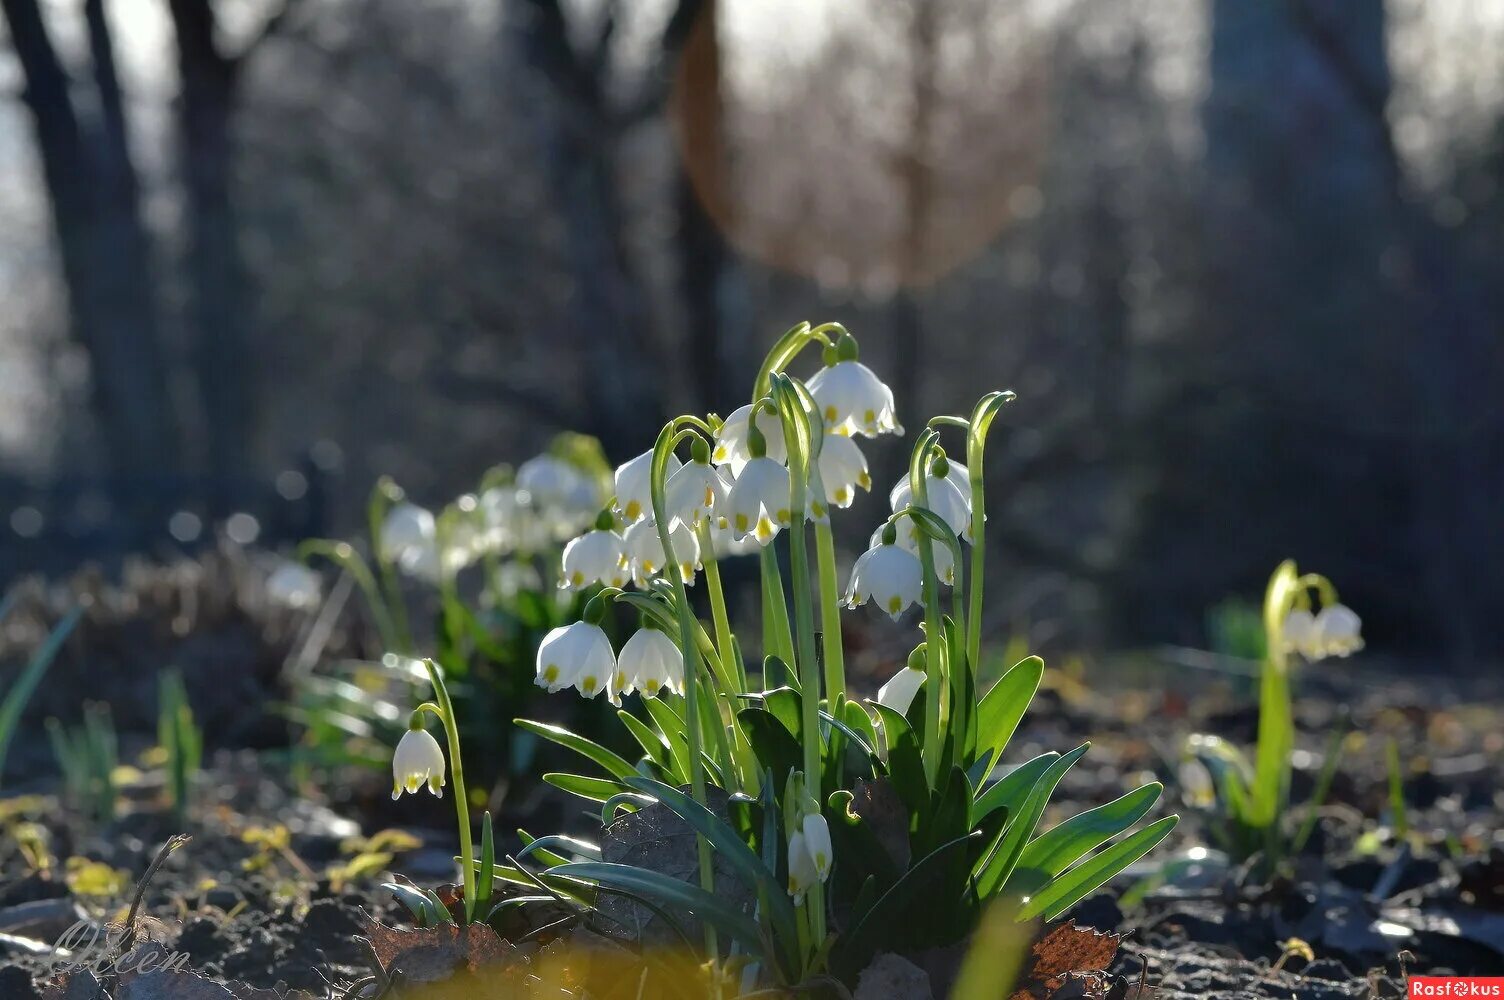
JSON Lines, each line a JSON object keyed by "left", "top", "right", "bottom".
{"left": 614, "top": 450, "right": 680, "bottom": 524}
{"left": 518, "top": 455, "right": 601, "bottom": 537}
{"left": 875, "top": 663, "right": 926, "bottom": 716}
{"left": 666, "top": 458, "right": 728, "bottom": 529}
{"left": 1178, "top": 758, "right": 1216, "bottom": 809}
{"left": 787, "top": 831, "right": 819, "bottom": 904}
{"left": 872, "top": 523, "right": 955, "bottom": 586}
{"left": 536, "top": 621, "right": 616, "bottom": 698}
{"left": 391, "top": 727, "right": 446, "bottom": 800}
{"left": 1314, "top": 604, "right": 1363, "bottom": 658}
{"left": 560, "top": 529, "right": 626, "bottom": 590}
{"left": 494, "top": 560, "right": 543, "bottom": 600}
{"left": 622, "top": 519, "right": 700, "bottom": 587}
{"left": 266, "top": 561, "right": 321, "bottom": 609}
{"left": 615, "top": 628, "right": 684, "bottom": 700}
{"left": 713, "top": 404, "right": 787, "bottom": 473}
{"left": 1281, "top": 608, "right": 1321, "bottom": 660}
{"left": 726, "top": 457, "right": 791, "bottom": 545}
{"left": 802, "top": 813, "right": 833, "bottom": 882}
{"left": 807, "top": 360, "right": 902, "bottom": 438}
{"left": 817, "top": 433, "right": 872, "bottom": 509}
{"left": 380, "top": 502, "right": 436, "bottom": 565}
{"left": 890, "top": 470, "right": 972, "bottom": 542}
{"left": 845, "top": 537, "right": 923, "bottom": 619}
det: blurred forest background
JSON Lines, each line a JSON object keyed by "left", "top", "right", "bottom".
{"left": 2, "top": 0, "right": 1502, "bottom": 664}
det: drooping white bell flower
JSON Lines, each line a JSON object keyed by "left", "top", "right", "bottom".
{"left": 875, "top": 663, "right": 927, "bottom": 716}
{"left": 560, "top": 528, "right": 627, "bottom": 590}
{"left": 391, "top": 726, "right": 446, "bottom": 800}
{"left": 787, "top": 830, "right": 819, "bottom": 905}
{"left": 666, "top": 457, "right": 728, "bottom": 528}
{"left": 871, "top": 523, "right": 955, "bottom": 587}
{"left": 726, "top": 457, "right": 792, "bottom": 545}
{"left": 1281, "top": 608, "right": 1321, "bottom": 660}
{"left": 807, "top": 360, "right": 902, "bottom": 438}
{"left": 802, "top": 813, "right": 833, "bottom": 883}
{"left": 889, "top": 469, "right": 972, "bottom": 542}
{"left": 710, "top": 513, "right": 763, "bottom": 559}
{"left": 266, "top": 560, "right": 322, "bottom": 610}
{"left": 1313, "top": 604, "right": 1364, "bottom": 658}
{"left": 622, "top": 519, "right": 700, "bottom": 588}
{"left": 615, "top": 628, "right": 684, "bottom": 699}
{"left": 1178, "top": 757, "right": 1216, "bottom": 809}
{"left": 845, "top": 532, "right": 923, "bottom": 619}
{"left": 817, "top": 433, "right": 872, "bottom": 509}
{"left": 380, "top": 502, "right": 436, "bottom": 565}
{"left": 613, "top": 450, "right": 681, "bottom": 524}
{"left": 713, "top": 403, "right": 788, "bottom": 473}
{"left": 535, "top": 621, "right": 615, "bottom": 697}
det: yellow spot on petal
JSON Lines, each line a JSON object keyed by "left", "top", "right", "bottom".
{"left": 735, "top": 513, "right": 749, "bottom": 532}
{"left": 582, "top": 676, "right": 598, "bottom": 693}
{"left": 615, "top": 671, "right": 627, "bottom": 689}
{"left": 776, "top": 508, "right": 791, "bottom": 525}
{"left": 811, "top": 502, "right": 826, "bottom": 519}
{"left": 570, "top": 570, "right": 584, "bottom": 586}
{"left": 624, "top": 500, "right": 641, "bottom": 520}
{"left": 888, "top": 595, "right": 902, "bottom": 614}
{"left": 642, "top": 560, "right": 655, "bottom": 574}
{"left": 864, "top": 408, "right": 876, "bottom": 425}
{"left": 610, "top": 575, "right": 624, "bottom": 587}
{"left": 703, "top": 487, "right": 714, "bottom": 506}
{"left": 406, "top": 775, "right": 421, "bottom": 792}
{"left": 834, "top": 487, "right": 849, "bottom": 503}
{"left": 824, "top": 405, "right": 838, "bottom": 422}
{"left": 756, "top": 516, "right": 774, "bottom": 541}
{"left": 858, "top": 472, "right": 871, "bottom": 490}
{"left": 544, "top": 665, "right": 559, "bottom": 683}
{"left": 713, "top": 446, "right": 728, "bottom": 462}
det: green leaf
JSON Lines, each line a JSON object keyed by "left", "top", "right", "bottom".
{"left": 834, "top": 832, "right": 981, "bottom": 980}
{"left": 759, "top": 687, "right": 804, "bottom": 742}
{"left": 870, "top": 703, "right": 928, "bottom": 820}
{"left": 515, "top": 719, "right": 637, "bottom": 781}
{"left": 1017, "top": 815, "right": 1180, "bottom": 921}
{"left": 0, "top": 608, "right": 80, "bottom": 789}
{"left": 476, "top": 812, "right": 495, "bottom": 909}
{"left": 971, "top": 750, "right": 1059, "bottom": 827}
{"left": 974, "top": 655, "right": 1043, "bottom": 777}
{"left": 643, "top": 696, "right": 695, "bottom": 784}
{"left": 1006, "top": 782, "right": 1164, "bottom": 898}
{"left": 547, "top": 861, "right": 769, "bottom": 964}
{"left": 544, "top": 772, "right": 629, "bottom": 804}
{"left": 737, "top": 707, "right": 802, "bottom": 790}
{"left": 618, "top": 709, "right": 672, "bottom": 772}
{"left": 974, "top": 743, "right": 1090, "bottom": 898}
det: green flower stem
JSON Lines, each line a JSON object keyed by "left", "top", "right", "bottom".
{"left": 813, "top": 519, "right": 845, "bottom": 709}
{"left": 772, "top": 374, "right": 827, "bottom": 948}
{"left": 419, "top": 660, "right": 475, "bottom": 920}
{"left": 695, "top": 521, "right": 740, "bottom": 694}
{"left": 910, "top": 429, "right": 946, "bottom": 785}
{"left": 297, "top": 540, "right": 398, "bottom": 653}
{"left": 949, "top": 391, "right": 1014, "bottom": 674}
{"left": 760, "top": 546, "right": 796, "bottom": 681}
{"left": 368, "top": 479, "right": 413, "bottom": 654}
{"left": 648, "top": 422, "right": 718, "bottom": 960}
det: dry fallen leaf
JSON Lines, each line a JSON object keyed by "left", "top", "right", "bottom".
{"left": 361, "top": 914, "right": 512, "bottom": 984}
{"left": 1008, "top": 920, "right": 1122, "bottom": 999}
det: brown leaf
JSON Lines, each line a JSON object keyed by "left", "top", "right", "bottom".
{"left": 1008, "top": 921, "right": 1121, "bottom": 999}
{"left": 361, "top": 915, "right": 512, "bottom": 984}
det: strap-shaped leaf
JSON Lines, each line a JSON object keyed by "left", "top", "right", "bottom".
{"left": 621, "top": 775, "right": 799, "bottom": 949}
{"left": 870, "top": 702, "right": 928, "bottom": 818}
{"left": 516, "top": 830, "right": 600, "bottom": 865}
{"left": 834, "top": 832, "right": 981, "bottom": 980}
{"left": 476, "top": 812, "right": 495, "bottom": 910}
{"left": 1017, "top": 814, "right": 1180, "bottom": 921}
{"left": 515, "top": 719, "right": 637, "bottom": 780}
{"left": 546, "top": 861, "right": 768, "bottom": 962}
{"left": 642, "top": 695, "right": 696, "bottom": 783}
{"left": 1006, "top": 782, "right": 1163, "bottom": 897}
{"left": 544, "top": 771, "right": 629, "bottom": 804}
{"left": 971, "top": 750, "right": 1059, "bottom": 827}
{"left": 617, "top": 709, "right": 672, "bottom": 772}
{"left": 973, "top": 743, "right": 1089, "bottom": 898}
{"left": 974, "top": 655, "right": 1043, "bottom": 776}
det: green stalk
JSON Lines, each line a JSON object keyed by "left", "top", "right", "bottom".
{"left": 772, "top": 374, "right": 827, "bottom": 947}
{"left": 649, "top": 423, "right": 719, "bottom": 961}
{"left": 696, "top": 520, "right": 740, "bottom": 695}
{"left": 910, "top": 429, "right": 946, "bottom": 785}
{"left": 422, "top": 660, "right": 475, "bottom": 920}
{"left": 760, "top": 546, "right": 796, "bottom": 680}
{"left": 813, "top": 519, "right": 845, "bottom": 708}
{"left": 958, "top": 392, "right": 1014, "bottom": 674}
{"left": 368, "top": 478, "right": 413, "bottom": 654}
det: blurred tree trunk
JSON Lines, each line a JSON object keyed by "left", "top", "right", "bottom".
{"left": 167, "top": 0, "right": 255, "bottom": 512}
{"left": 667, "top": 0, "right": 738, "bottom": 414}
{"left": 517, "top": 0, "right": 664, "bottom": 456}
{"left": 2, "top": 0, "right": 179, "bottom": 487}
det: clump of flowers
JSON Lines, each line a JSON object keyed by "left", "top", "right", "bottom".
{"left": 379, "top": 322, "right": 1177, "bottom": 987}
{"left": 1182, "top": 560, "right": 1364, "bottom": 868}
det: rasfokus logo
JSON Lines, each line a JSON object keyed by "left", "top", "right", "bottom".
{"left": 1410, "top": 979, "right": 1504, "bottom": 998}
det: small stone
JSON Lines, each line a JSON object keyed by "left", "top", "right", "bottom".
{"left": 855, "top": 952, "right": 933, "bottom": 1000}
